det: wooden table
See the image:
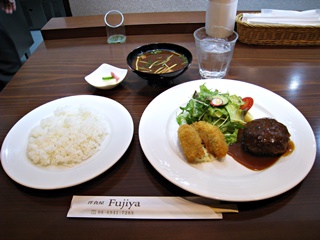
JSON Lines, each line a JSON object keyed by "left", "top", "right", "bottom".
{"left": 1, "top": 12, "right": 320, "bottom": 240}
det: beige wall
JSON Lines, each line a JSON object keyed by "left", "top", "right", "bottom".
{"left": 69, "top": 0, "right": 205, "bottom": 16}
{"left": 69, "top": 0, "right": 320, "bottom": 16}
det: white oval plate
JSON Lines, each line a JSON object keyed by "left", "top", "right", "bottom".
{"left": 1, "top": 95, "right": 134, "bottom": 189}
{"left": 139, "top": 79, "right": 316, "bottom": 202}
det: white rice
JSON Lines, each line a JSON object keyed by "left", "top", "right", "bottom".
{"left": 27, "top": 106, "right": 108, "bottom": 167}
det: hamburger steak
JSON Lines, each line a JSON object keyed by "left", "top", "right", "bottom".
{"left": 242, "top": 118, "right": 291, "bottom": 156}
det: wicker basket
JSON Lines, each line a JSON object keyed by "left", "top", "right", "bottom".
{"left": 236, "top": 13, "right": 320, "bottom": 46}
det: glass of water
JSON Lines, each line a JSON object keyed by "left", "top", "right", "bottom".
{"left": 104, "top": 10, "right": 126, "bottom": 44}
{"left": 194, "top": 26, "right": 238, "bottom": 79}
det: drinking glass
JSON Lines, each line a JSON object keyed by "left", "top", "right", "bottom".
{"left": 104, "top": 10, "right": 126, "bottom": 44}
{"left": 194, "top": 26, "right": 238, "bottom": 79}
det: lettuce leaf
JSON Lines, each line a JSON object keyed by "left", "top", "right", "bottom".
{"left": 176, "top": 84, "right": 246, "bottom": 145}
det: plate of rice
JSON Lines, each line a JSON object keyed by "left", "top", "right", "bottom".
{"left": 1, "top": 95, "right": 134, "bottom": 189}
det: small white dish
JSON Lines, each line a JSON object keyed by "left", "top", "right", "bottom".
{"left": 85, "top": 63, "right": 127, "bottom": 90}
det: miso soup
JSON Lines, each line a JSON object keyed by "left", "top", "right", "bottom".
{"left": 133, "top": 49, "right": 188, "bottom": 74}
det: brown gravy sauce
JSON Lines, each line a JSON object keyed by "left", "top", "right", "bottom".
{"left": 228, "top": 140, "right": 295, "bottom": 171}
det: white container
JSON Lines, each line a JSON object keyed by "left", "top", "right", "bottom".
{"left": 205, "top": 0, "right": 238, "bottom": 38}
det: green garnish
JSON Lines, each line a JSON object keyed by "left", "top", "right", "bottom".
{"left": 102, "top": 76, "right": 114, "bottom": 80}
{"left": 176, "top": 84, "right": 246, "bottom": 145}
{"left": 151, "top": 50, "right": 162, "bottom": 54}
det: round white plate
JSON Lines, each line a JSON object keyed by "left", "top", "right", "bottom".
{"left": 1, "top": 95, "right": 134, "bottom": 190}
{"left": 139, "top": 79, "right": 316, "bottom": 202}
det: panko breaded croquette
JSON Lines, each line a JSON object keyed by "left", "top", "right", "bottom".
{"left": 178, "top": 124, "right": 212, "bottom": 163}
{"left": 177, "top": 121, "right": 229, "bottom": 163}
{"left": 192, "top": 121, "right": 228, "bottom": 159}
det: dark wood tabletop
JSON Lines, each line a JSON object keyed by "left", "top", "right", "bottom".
{"left": 1, "top": 12, "right": 320, "bottom": 240}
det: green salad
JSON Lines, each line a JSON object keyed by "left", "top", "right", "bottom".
{"left": 176, "top": 84, "right": 252, "bottom": 145}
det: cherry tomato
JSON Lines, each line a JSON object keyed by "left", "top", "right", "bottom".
{"left": 240, "top": 97, "right": 254, "bottom": 111}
